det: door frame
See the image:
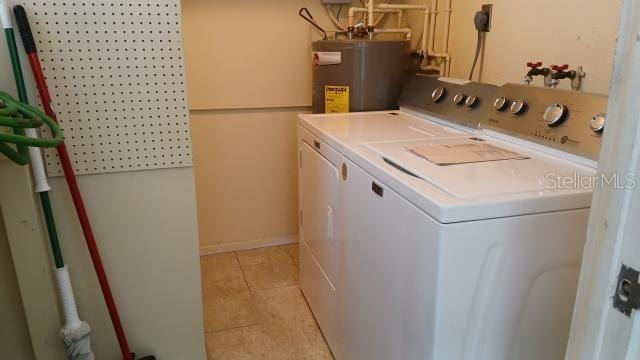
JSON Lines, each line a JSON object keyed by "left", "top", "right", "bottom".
{"left": 565, "top": 0, "right": 640, "bottom": 358}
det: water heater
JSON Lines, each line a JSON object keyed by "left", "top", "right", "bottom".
{"left": 311, "top": 39, "right": 411, "bottom": 114}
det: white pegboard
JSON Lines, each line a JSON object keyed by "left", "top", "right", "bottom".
{"left": 22, "top": 0, "right": 192, "bottom": 175}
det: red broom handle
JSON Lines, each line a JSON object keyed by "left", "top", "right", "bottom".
{"left": 13, "top": 5, "right": 133, "bottom": 360}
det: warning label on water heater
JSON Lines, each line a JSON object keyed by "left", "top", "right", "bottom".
{"left": 324, "top": 85, "right": 349, "bottom": 113}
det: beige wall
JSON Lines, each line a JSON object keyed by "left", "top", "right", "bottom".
{"left": 191, "top": 108, "right": 301, "bottom": 253}
{"left": 183, "top": 0, "right": 622, "bottom": 252}
{"left": 183, "top": 0, "right": 428, "bottom": 252}
{"left": 446, "top": 0, "right": 622, "bottom": 94}
{"left": 0, "top": 207, "right": 35, "bottom": 360}
{"left": 182, "top": 0, "right": 335, "bottom": 252}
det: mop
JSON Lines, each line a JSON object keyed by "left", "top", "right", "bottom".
{"left": 1, "top": 1, "right": 93, "bottom": 358}
{"left": 11, "top": 4, "right": 155, "bottom": 359}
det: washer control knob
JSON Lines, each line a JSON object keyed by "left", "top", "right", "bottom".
{"left": 465, "top": 95, "right": 479, "bottom": 108}
{"left": 493, "top": 97, "right": 509, "bottom": 112}
{"left": 544, "top": 103, "right": 569, "bottom": 127}
{"left": 590, "top": 113, "right": 606, "bottom": 133}
{"left": 510, "top": 99, "right": 527, "bottom": 115}
{"left": 453, "top": 93, "right": 466, "bottom": 105}
{"left": 432, "top": 87, "right": 446, "bottom": 103}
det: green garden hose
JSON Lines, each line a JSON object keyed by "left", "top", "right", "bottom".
{"left": 0, "top": 91, "right": 63, "bottom": 164}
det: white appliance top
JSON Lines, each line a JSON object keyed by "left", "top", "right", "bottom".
{"left": 299, "top": 111, "right": 595, "bottom": 223}
{"left": 300, "top": 111, "right": 471, "bottom": 144}
{"left": 298, "top": 76, "right": 608, "bottom": 223}
{"left": 367, "top": 136, "right": 594, "bottom": 200}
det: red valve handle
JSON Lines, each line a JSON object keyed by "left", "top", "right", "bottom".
{"left": 551, "top": 64, "right": 569, "bottom": 71}
{"left": 526, "top": 61, "right": 543, "bottom": 68}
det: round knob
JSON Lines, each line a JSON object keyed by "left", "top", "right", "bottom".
{"left": 493, "top": 97, "right": 509, "bottom": 112}
{"left": 453, "top": 93, "right": 466, "bottom": 105}
{"left": 544, "top": 103, "right": 569, "bottom": 127}
{"left": 431, "top": 87, "right": 446, "bottom": 103}
{"left": 590, "top": 113, "right": 606, "bottom": 133}
{"left": 465, "top": 95, "right": 479, "bottom": 108}
{"left": 510, "top": 99, "right": 527, "bottom": 115}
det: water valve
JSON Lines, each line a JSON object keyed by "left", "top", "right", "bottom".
{"left": 524, "top": 61, "right": 551, "bottom": 86}
{"left": 550, "top": 64, "right": 575, "bottom": 88}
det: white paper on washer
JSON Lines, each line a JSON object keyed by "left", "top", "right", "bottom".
{"left": 405, "top": 137, "right": 529, "bottom": 166}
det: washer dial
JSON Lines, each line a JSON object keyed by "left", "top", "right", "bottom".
{"left": 544, "top": 103, "right": 569, "bottom": 127}
{"left": 431, "top": 87, "right": 446, "bottom": 103}
{"left": 465, "top": 95, "right": 479, "bottom": 108}
{"left": 453, "top": 93, "right": 466, "bottom": 105}
{"left": 590, "top": 113, "right": 606, "bottom": 133}
{"left": 493, "top": 97, "right": 509, "bottom": 112}
{"left": 510, "top": 99, "right": 527, "bottom": 115}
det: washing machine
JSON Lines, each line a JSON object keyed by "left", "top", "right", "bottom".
{"left": 297, "top": 75, "right": 608, "bottom": 359}
{"left": 297, "top": 75, "right": 499, "bottom": 357}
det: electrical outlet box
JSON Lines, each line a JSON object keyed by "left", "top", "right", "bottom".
{"left": 322, "top": 0, "right": 352, "bottom": 4}
{"left": 481, "top": 4, "right": 493, "bottom": 32}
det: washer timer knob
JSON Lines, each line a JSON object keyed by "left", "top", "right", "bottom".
{"left": 465, "top": 95, "right": 479, "bottom": 108}
{"left": 590, "top": 113, "right": 606, "bottom": 133}
{"left": 544, "top": 103, "right": 569, "bottom": 127}
{"left": 493, "top": 97, "right": 509, "bottom": 111}
{"left": 453, "top": 93, "right": 466, "bottom": 105}
{"left": 510, "top": 99, "right": 527, "bottom": 115}
{"left": 432, "top": 87, "right": 446, "bottom": 103}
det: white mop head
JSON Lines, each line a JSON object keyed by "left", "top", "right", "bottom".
{"left": 55, "top": 266, "right": 95, "bottom": 360}
{"left": 60, "top": 321, "right": 94, "bottom": 360}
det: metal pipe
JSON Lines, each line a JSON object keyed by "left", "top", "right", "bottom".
{"left": 376, "top": 3, "right": 437, "bottom": 72}
{"left": 441, "top": 0, "right": 452, "bottom": 75}
{"left": 377, "top": 3, "right": 427, "bottom": 9}
{"left": 373, "top": 28, "right": 412, "bottom": 39}
{"left": 397, "top": 9, "right": 403, "bottom": 28}
{"left": 348, "top": 7, "right": 400, "bottom": 27}
{"left": 429, "top": 0, "right": 438, "bottom": 54}
{"left": 421, "top": 7, "right": 429, "bottom": 60}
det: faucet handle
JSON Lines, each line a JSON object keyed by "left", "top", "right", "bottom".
{"left": 551, "top": 64, "right": 569, "bottom": 72}
{"left": 527, "top": 61, "right": 543, "bottom": 69}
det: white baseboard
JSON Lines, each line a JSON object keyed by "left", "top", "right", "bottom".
{"left": 200, "top": 234, "right": 298, "bottom": 255}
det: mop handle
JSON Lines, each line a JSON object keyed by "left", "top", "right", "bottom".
{"left": 13, "top": 6, "right": 133, "bottom": 360}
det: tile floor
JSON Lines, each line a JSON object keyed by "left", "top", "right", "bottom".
{"left": 201, "top": 244, "right": 334, "bottom": 359}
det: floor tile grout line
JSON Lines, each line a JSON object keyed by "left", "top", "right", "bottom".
{"left": 205, "top": 321, "right": 263, "bottom": 335}
{"left": 234, "top": 250, "right": 253, "bottom": 292}
{"left": 250, "top": 283, "right": 300, "bottom": 293}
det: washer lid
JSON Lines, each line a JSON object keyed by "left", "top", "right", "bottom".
{"left": 367, "top": 137, "right": 594, "bottom": 200}
{"left": 299, "top": 111, "right": 470, "bottom": 144}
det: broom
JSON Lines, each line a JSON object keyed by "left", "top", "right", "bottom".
{"left": 1, "top": 1, "right": 93, "bottom": 358}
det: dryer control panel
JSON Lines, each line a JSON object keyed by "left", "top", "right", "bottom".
{"left": 398, "top": 74, "right": 499, "bottom": 130}
{"left": 481, "top": 84, "right": 608, "bottom": 160}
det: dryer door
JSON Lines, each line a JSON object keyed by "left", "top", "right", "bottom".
{"left": 299, "top": 138, "right": 342, "bottom": 356}
{"left": 300, "top": 141, "right": 340, "bottom": 289}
